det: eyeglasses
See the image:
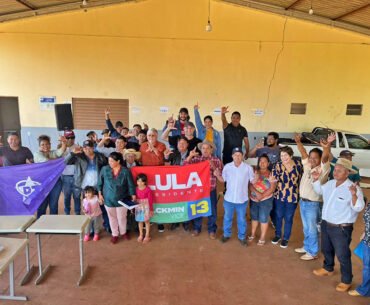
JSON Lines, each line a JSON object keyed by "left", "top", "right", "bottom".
{"left": 66, "top": 136, "right": 75, "bottom": 140}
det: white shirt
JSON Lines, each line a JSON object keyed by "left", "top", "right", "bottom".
{"left": 222, "top": 162, "right": 254, "bottom": 204}
{"left": 313, "top": 179, "right": 365, "bottom": 224}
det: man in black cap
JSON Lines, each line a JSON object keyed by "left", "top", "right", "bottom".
{"left": 329, "top": 150, "right": 360, "bottom": 182}
{"left": 162, "top": 107, "right": 196, "bottom": 150}
{"left": 162, "top": 121, "right": 201, "bottom": 153}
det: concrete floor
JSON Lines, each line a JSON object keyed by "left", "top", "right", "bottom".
{"left": 1, "top": 189, "right": 369, "bottom": 305}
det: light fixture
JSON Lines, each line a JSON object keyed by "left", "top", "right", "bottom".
{"left": 308, "top": 0, "right": 313, "bottom": 15}
{"left": 205, "top": 0, "right": 212, "bottom": 32}
{"left": 82, "top": 0, "right": 87, "bottom": 6}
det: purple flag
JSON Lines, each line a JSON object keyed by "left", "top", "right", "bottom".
{"left": 0, "top": 159, "right": 66, "bottom": 215}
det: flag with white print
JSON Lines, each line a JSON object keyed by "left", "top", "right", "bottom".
{"left": 0, "top": 158, "right": 66, "bottom": 215}
{"left": 131, "top": 161, "right": 211, "bottom": 223}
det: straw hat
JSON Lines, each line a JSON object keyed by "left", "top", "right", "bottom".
{"left": 197, "top": 140, "right": 216, "bottom": 151}
{"left": 123, "top": 149, "right": 141, "bottom": 160}
{"left": 332, "top": 158, "right": 357, "bottom": 174}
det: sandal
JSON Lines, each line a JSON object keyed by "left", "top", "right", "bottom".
{"left": 137, "top": 236, "right": 143, "bottom": 243}
{"left": 257, "top": 239, "right": 266, "bottom": 246}
{"left": 248, "top": 236, "right": 255, "bottom": 241}
{"left": 143, "top": 237, "right": 151, "bottom": 243}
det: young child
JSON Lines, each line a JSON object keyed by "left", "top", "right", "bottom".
{"left": 83, "top": 186, "right": 103, "bottom": 242}
{"left": 135, "top": 174, "right": 153, "bottom": 243}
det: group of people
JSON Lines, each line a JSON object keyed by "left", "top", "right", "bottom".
{"left": 0, "top": 104, "right": 368, "bottom": 297}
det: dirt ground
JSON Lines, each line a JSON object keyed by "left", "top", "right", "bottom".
{"left": 1, "top": 188, "right": 369, "bottom": 305}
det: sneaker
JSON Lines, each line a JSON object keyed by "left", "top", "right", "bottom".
{"left": 158, "top": 224, "right": 165, "bottom": 232}
{"left": 121, "top": 233, "right": 130, "bottom": 240}
{"left": 280, "top": 240, "right": 289, "bottom": 248}
{"left": 348, "top": 290, "right": 361, "bottom": 296}
{"left": 209, "top": 232, "right": 216, "bottom": 240}
{"left": 83, "top": 234, "right": 90, "bottom": 242}
{"left": 110, "top": 236, "right": 119, "bottom": 244}
{"left": 169, "top": 223, "right": 179, "bottom": 231}
{"left": 220, "top": 236, "right": 230, "bottom": 243}
{"left": 271, "top": 236, "right": 280, "bottom": 244}
{"left": 191, "top": 231, "right": 200, "bottom": 237}
{"left": 295, "top": 247, "right": 306, "bottom": 254}
{"left": 183, "top": 223, "right": 190, "bottom": 232}
{"left": 300, "top": 253, "right": 318, "bottom": 261}
{"left": 93, "top": 234, "right": 99, "bottom": 241}
{"left": 239, "top": 239, "right": 248, "bottom": 247}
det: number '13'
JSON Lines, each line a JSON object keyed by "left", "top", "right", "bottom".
{"left": 190, "top": 201, "right": 209, "bottom": 216}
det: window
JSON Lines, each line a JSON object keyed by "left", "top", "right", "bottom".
{"left": 290, "top": 103, "right": 306, "bottom": 115}
{"left": 345, "top": 134, "right": 370, "bottom": 149}
{"left": 72, "top": 98, "right": 129, "bottom": 130}
{"left": 346, "top": 104, "right": 362, "bottom": 116}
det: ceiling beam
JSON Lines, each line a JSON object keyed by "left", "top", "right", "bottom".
{"left": 15, "top": 0, "right": 36, "bottom": 10}
{"left": 334, "top": 4, "right": 369, "bottom": 20}
{"left": 285, "top": 0, "right": 304, "bottom": 10}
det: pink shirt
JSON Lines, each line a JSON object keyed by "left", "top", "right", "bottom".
{"left": 136, "top": 186, "right": 153, "bottom": 211}
{"left": 83, "top": 196, "right": 102, "bottom": 217}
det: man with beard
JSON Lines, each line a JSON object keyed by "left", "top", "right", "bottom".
{"left": 0, "top": 132, "right": 33, "bottom": 166}
{"left": 248, "top": 132, "right": 280, "bottom": 169}
{"left": 162, "top": 108, "right": 196, "bottom": 150}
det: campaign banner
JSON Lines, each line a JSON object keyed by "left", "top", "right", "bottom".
{"left": 0, "top": 159, "right": 66, "bottom": 215}
{"left": 131, "top": 161, "right": 211, "bottom": 223}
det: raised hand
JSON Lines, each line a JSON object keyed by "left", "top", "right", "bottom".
{"left": 256, "top": 138, "right": 264, "bottom": 150}
{"left": 311, "top": 168, "right": 320, "bottom": 181}
{"left": 143, "top": 122, "right": 148, "bottom": 130}
{"left": 164, "top": 147, "right": 173, "bottom": 159}
{"left": 349, "top": 182, "right": 358, "bottom": 196}
{"left": 168, "top": 113, "right": 175, "bottom": 123}
{"left": 167, "top": 119, "right": 177, "bottom": 130}
{"left": 104, "top": 107, "right": 111, "bottom": 116}
{"left": 189, "top": 147, "right": 199, "bottom": 159}
{"left": 293, "top": 133, "right": 301, "bottom": 143}
{"left": 73, "top": 145, "right": 83, "bottom": 154}
{"left": 327, "top": 132, "right": 336, "bottom": 143}
{"left": 268, "top": 173, "right": 277, "bottom": 184}
{"left": 194, "top": 102, "right": 199, "bottom": 110}
{"left": 59, "top": 135, "right": 67, "bottom": 144}
{"left": 221, "top": 106, "right": 229, "bottom": 114}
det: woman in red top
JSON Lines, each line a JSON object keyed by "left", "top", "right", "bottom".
{"left": 135, "top": 174, "right": 154, "bottom": 243}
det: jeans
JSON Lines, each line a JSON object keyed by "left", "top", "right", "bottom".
{"left": 300, "top": 199, "right": 320, "bottom": 256}
{"left": 357, "top": 241, "right": 370, "bottom": 296}
{"left": 223, "top": 199, "right": 248, "bottom": 240}
{"left": 321, "top": 220, "right": 353, "bottom": 284}
{"left": 61, "top": 175, "right": 82, "bottom": 215}
{"left": 274, "top": 199, "right": 297, "bottom": 241}
{"left": 193, "top": 189, "right": 218, "bottom": 233}
{"left": 37, "top": 178, "right": 62, "bottom": 218}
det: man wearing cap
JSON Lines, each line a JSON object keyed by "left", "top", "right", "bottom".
{"left": 104, "top": 108, "right": 124, "bottom": 138}
{"left": 64, "top": 140, "right": 110, "bottom": 231}
{"left": 329, "top": 150, "right": 361, "bottom": 183}
{"left": 60, "top": 129, "right": 81, "bottom": 215}
{"left": 101, "top": 129, "right": 116, "bottom": 148}
{"left": 184, "top": 140, "right": 223, "bottom": 239}
{"left": 312, "top": 158, "right": 365, "bottom": 292}
{"left": 221, "top": 106, "right": 249, "bottom": 164}
{"left": 86, "top": 131, "right": 99, "bottom": 148}
{"left": 162, "top": 121, "right": 201, "bottom": 153}
{"left": 162, "top": 108, "right": 196, "bottom": 150}
{"left": 0, "top": 132, "right": 33, "bottom": 166}
{"left": 214, "top": 147, "right": 255, "bottom": 247}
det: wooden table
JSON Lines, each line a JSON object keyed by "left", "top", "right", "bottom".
{"left": 26, "top": 215, "right": 90, "bottom": 286}
{"left": 0, "top": 237, "right": 28, "bottom": 301}
{"left": 0, "top": 215, "right": 36, "bottom": 285}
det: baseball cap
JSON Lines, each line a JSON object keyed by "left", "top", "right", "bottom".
{"left": 64, "top": 129, "right": 75, "bottom": 138}
{"left": 232, "top": 147, "right": 243, "bottom": 155}
{"left": 83, "top": 140, "right": 94, "bottom": 148}
{"left": 339, "top": 150, "right": 355, "bottom": 157}
{"left": 184, "top": 122, "right": 195, "bottom": 128}
{"left": 179, "top": 107, "right": 189, "bottom": 114}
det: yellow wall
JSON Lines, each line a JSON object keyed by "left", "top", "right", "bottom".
{"left": 0, "top": 0, "right": 369, "bottom": 133}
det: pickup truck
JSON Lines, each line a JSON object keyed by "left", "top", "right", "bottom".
{"left": 246, "top": 127, "right": 370, "bottom": 177}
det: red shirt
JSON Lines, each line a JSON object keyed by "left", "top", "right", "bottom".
{"left": 139, "top": 142, "right": 166, "bottom": 166}
{"left": 136, "top": 186, "right": 153, "bottom": 211}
